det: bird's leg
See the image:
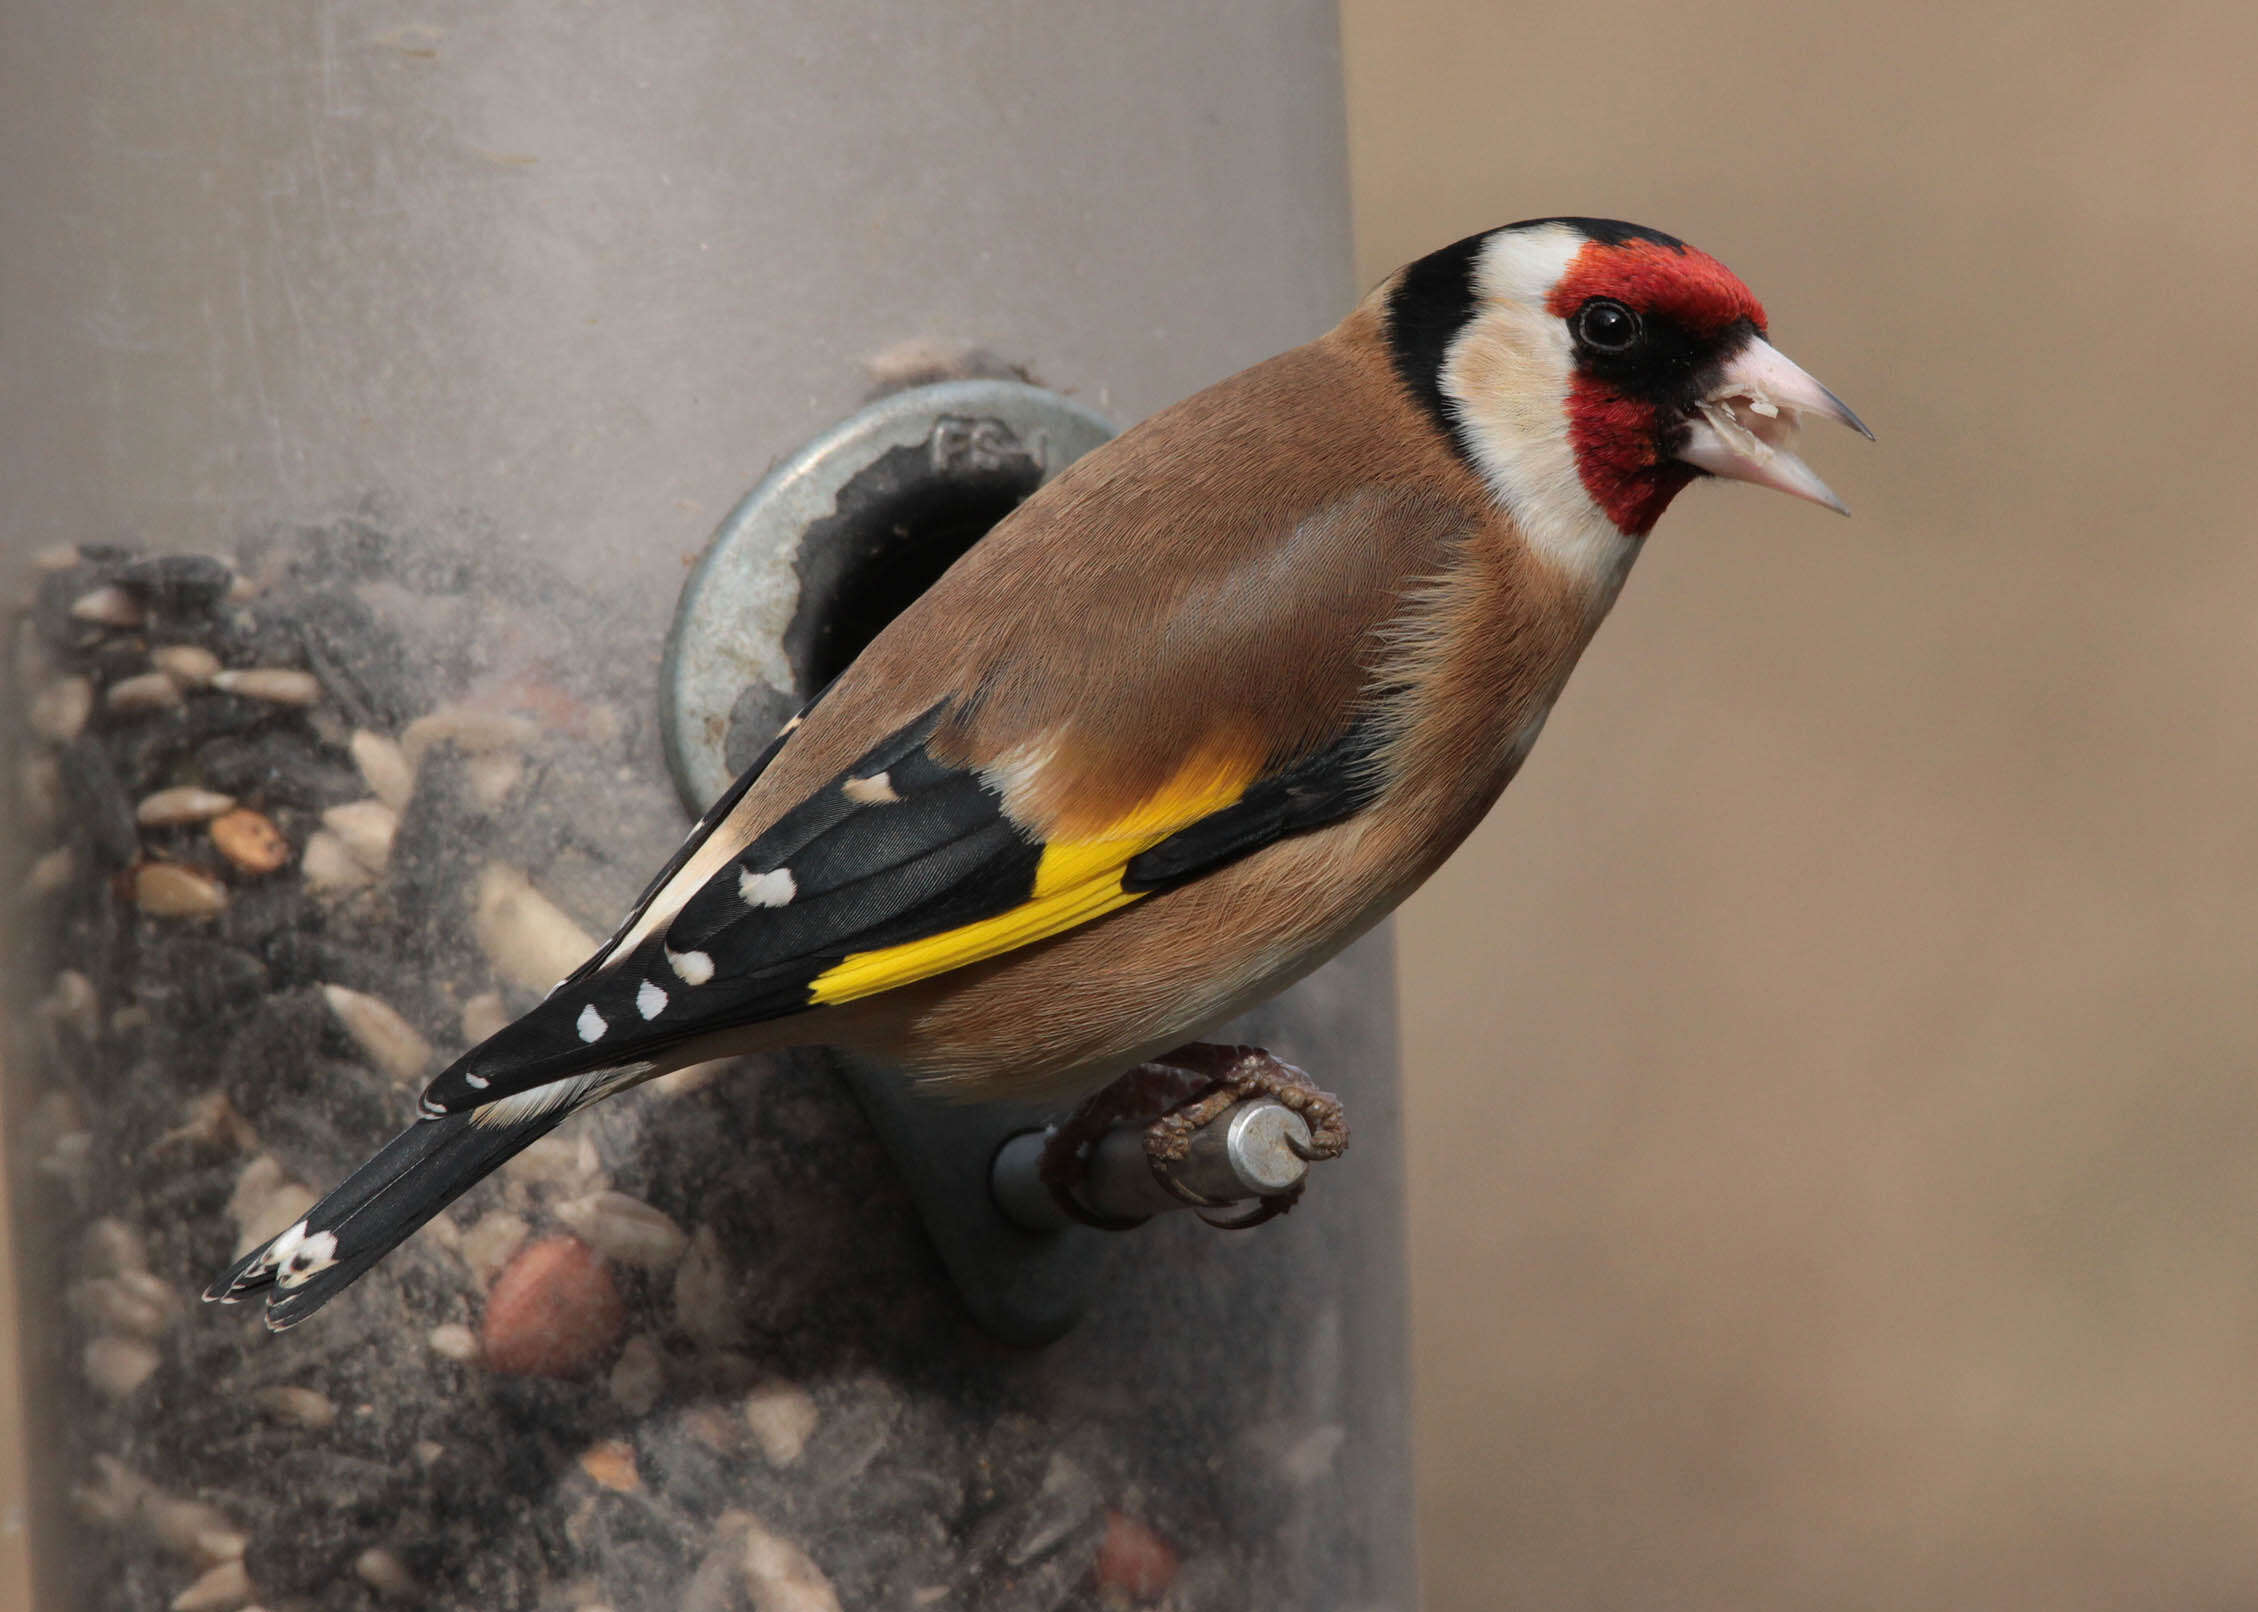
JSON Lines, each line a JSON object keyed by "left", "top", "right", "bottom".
{"left": 1035, "top": 1042, "right": 1349, "bottom": 1232}
{"left": 1036, "top": 1062, "right": 1210, "bottom": 1230}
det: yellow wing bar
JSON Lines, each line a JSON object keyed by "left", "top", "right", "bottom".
{"left": 806, "top": 755, "right": 1251, "bottom": 1007}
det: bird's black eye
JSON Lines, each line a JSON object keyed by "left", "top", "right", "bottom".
{"left": 1572, "top": 298, "right": 1641, "bottom": 353}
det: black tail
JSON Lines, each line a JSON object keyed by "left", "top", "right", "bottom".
{"left": 203, "top": 1106, "right": 570, "bottom": 1330}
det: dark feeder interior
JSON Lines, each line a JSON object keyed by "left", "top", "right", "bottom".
{"left": 724, "top": 425, "right": 1046, "bottom": 776}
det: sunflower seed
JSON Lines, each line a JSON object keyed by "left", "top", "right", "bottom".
{"left": 84, "top": 1335, "right": 161, "bottom": 1398}
{"left": 168, "top": 1558, "right": 253, "bottom": 1612}
{"left": 349, "top": 729, "right": 414, "bottom": 811}
{"left": 138, "top": 786, "right": 238, "bottom": 827}
{"left": 81, "top": 1218, "right": 148, "bottom": 1277}
{"left": 152, "top": 644, "right": 223, "bottom": 686}
{"left": 107, "top": 670, "right": 184, "bottom": 713}
{"left": 252, "top": 1386, "right": 337, "bottom": 1429}
{"left": 608, "top": 1335, "right": 665, "bottom": 1416}
{"left": 135, "top": 863, "right": 229, "bottom": 918}
{"left": 428, "top": 1323, "right": 480, "bottom": 1363}
{"left": 460, "top": 989, "right": 509, "bottom": 1043}
{"left": 355, "top": 1546, "right": 418, "bottom": 1600}
{"left": 673, "top": 1226, "right": 743, "bottom": 1351}
{"left": 743, "top": 1382, "right": 820, "bottom": 1469}
{"left": 68, "top": 1273, "right": 178, "bottom": 1338}
{"left": 466, "top": 749, "right": 526, "bottom": 809}
{"left": 71, "top": 1453, "right": 150, "bottom": 1525}
{"left": 39, "top": 969, "right": 99, "bottom": 1038}
{"left": 25, "top": 845, "right": 75, "bottom": 895}
{"left": 70, "top": 583, "right": 146, "bottom": 628}
{"left": 298, "top": 830, "right": 371, "bottom": 892}
{"left": 737, "top": 1515, "right": 843, "bottom": 1612}
{"left": 473, "top": 863, "right": 596, "bottom": 995}
{"left": 556, "top": 1192, "right": 687, "bottom": 1270}
{"left": 144, "top": 1493, "right": 244, "bottom": 1562}
{"left": 401, "top": 703, "right": 537, "bottom": 768}
{"left": 320, "top": 798, "right": 398, "bottom": 873}
{"left": 228, "top": 1157, "right": 317, "bottom": 1257}
{"left": 320, "top": 984, "right": 432, "bottom": 1084}
{"left": 210, "top": 667, "right": 323, "bottom": 706}
{"left": 458, "top": 1210, "right": 530, "bottom": 1287}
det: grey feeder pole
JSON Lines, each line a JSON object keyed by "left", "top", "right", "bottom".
{"left": 0, "top": 6, "right": 1415, "bottom": 1610}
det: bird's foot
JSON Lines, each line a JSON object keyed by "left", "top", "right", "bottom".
{"left": 1036, "top": 1042, "right": 1349, "bottom": 1231}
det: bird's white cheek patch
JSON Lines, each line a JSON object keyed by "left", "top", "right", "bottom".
{"left": 739, "top": 867, "right": 797, "bottom": 907}
{"left": 1444, "top": 314, "right": 1637, "bottom": 598}
{"left": 1445, "top": 228, "right": 1641, "bottom": 600}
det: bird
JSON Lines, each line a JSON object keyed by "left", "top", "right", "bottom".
{"left": 207, "top": 215, "right": 1868, "bottom": 1327}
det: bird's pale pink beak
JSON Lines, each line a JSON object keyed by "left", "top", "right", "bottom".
{"left": 1674, "top": 336, "right": 1872, "bottom": 515}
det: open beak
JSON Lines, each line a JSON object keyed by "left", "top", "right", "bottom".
{"left": 1673, "top": 336, "right": 1873, "bottom": 515}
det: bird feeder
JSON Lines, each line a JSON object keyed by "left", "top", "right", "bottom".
{"left": 0, "top": 6, "right": 1414, "bottom": 1608}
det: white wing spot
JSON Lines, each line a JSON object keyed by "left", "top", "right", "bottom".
{"left": 636, "top": 979, "right": 668, "bottom": 1020}
{"left": 668, "top": 948, "right": 715, "bottom": 986}
{"left": 842, "top": 771, "right": 901, "bottom": 805}
{"left": 576, "top": 1004, "right": 607, "bottom": 1043}
{"left": 739, "top": 866, "right": 797, "bottom": 907}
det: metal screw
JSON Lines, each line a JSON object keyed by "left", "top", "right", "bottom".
{"left": 990, "top": 1099, "right": 1318, "bottom": 1234}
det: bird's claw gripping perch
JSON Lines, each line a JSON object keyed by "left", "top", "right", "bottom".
{"left": 1026, "top": 1042, "right": 1349, "bottom": 1232}
{"left": 1141, "top": 1044, "right": 1349, "bottom": 1228}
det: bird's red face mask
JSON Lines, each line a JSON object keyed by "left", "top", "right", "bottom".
{"left": 1546, "top": 235, "right": 1870, "bottom": 535}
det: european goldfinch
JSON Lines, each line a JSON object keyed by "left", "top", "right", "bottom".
{"left": 208, "top": 216, "right": 1867, "bottom": 1326}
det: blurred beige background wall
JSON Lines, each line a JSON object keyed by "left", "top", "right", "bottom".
{"left": 1341, "top": 2, "right": 2258, "bottom": 1607}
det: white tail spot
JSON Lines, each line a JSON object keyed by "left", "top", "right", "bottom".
{"left": 636, "top": 979, "right": 668, "bottom": 1020}
{"left": 576, "top": 1004, "right": 607, "bottom": 1043}
{"left": 268, "top": 1220, "right": 309, "bottom": 1268}
{"left": 277, "top": 1229, "right": 340, "bottom": 1287}
{"left": 668, "top": 948, "right": 715, "bottom": 985}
